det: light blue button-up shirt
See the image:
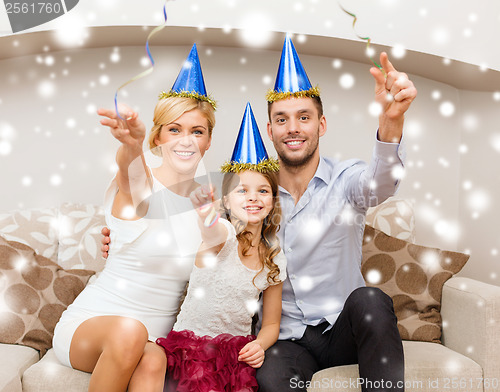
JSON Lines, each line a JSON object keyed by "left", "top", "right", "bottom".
{"left": 274, "top": 138, "right": 405, "bottom": 340}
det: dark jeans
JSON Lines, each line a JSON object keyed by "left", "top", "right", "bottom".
{"left": 256, "top": 287, "right": 404, "bottom": 392}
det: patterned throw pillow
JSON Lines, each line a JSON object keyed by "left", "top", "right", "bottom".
{"left": 57, "top": 203, "right": 106, "bottom": 274}
{"left": 361, "top": 225, "right": 469, "bottom": 343}
{"left": 0, "top": 235, "right": 95, "bottom": 356}
{"left": 366, "top": 197, "right": 415, "bottom": 242}
{"left": 0, "top": 208, "right": 59, "bottom": 260}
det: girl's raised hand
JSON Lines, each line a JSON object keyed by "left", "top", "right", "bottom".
{"left": 98, "top": 104, "right": 146, "bottom": 148}
{"left": 190, "top": 184, "right": 217, "bottom": 218}
{"left": 238, "top": 341, "right": 265, "bottom": 368}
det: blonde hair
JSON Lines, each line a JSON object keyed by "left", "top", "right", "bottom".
{"left": 220, "top": 171, "right": 282, "bottom": 286}
{"left": 148, "top": 97, "right": 215, "bottom": 155}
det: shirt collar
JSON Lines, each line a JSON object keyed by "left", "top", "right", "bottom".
{"left": 278, "top": 157, "right": 330, "bottom": 196}
{"left": 313, "top": 157, "right": 330, "bottom": 186}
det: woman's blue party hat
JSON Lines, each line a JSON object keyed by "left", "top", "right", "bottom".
{"left": 221, "top": 103, "right": 279, "bottom": 173}
{"left": 266, "top": 35, "right": 320, "bottom": 103}
{"left": 159, "top": 44, "right": 216, "bottom": 109}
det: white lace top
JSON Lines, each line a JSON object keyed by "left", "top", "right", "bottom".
{"left": 173, "top": 218, "right": 287, "bottom": 337}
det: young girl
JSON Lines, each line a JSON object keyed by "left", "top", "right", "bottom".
{"left": 156, "top": 103, "right": 286, "bottom": 392}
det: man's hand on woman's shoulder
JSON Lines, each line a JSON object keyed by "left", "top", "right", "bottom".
{"left": 101, "top": 226, "right": 110, "bottom": 259}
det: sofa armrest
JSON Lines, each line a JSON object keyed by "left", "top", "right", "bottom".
{"left": 441, "top": 276, "right": 500, "bottom": 391}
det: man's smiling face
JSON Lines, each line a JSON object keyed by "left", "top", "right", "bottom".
{"left": 267, "top": 97, "right": 326, "bottom": 168}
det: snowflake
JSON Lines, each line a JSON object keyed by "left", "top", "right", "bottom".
{"left": 339, "top": 73, "right": 355, "bottom": 89}
{"left": 439, "top": 101, "right": 455, "bottom": 117}
{"left": 99, "top": 75, "right": 110, "bottom": 85}
{"left": 391, "top": 44, "right": 406, "bottom": 59}
{"left": 193, "top": 287, "right": 205, "bottom": 299}
{"left": 467, "top": 189, "right": 490, "bottom": 212}
{"left": 368, "top": 101, "right": 382, "bottom": 117}
{"left": 110, "top": 52, "right": 121, "bottom": 63}
{"left": 156, "top": 231, "right": 171, "bottom": 247}
{"left": 50, "top": 174, "right": 62, "bottom": 187}
{"left": 238, "top": 13, "right": 273, "bottom": 47}
{"left": 202, "top": 254, "right": 217, "bottom": 269}
{"left": 298, "top": 276, "right": 314, "bottom": 292}
{"left": 0, "top": 141, "right": 12, "bottom": 156}
{"left": 38, "top": 80, "right": 56, "bottom": 98}
{"left": 14, "top": 256, "right": 29, "bottom": 272}
{"left": 462, "top": 113, "right": 478, "bottom": 131}
{"left": 431, "top": 90, "right": 441, "bottom": 100}
{"left": 246, "top": 299, "right": 260, "bottom": 313}
{"left": 432, "top": 27, "right": 450, "bottom": 45}
{"left": 434, "top": 220, "right": 460, "bottom": 242}
{"left": 490, "top": 133, "right": 500, "bottom": 153}
{"left": 366, "top": 269, "right": 382, "bottom": 285}
{"left": 21, "top": 176, "right": 32, "bottom": 187}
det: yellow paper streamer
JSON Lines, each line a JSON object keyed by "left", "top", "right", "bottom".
{"left": 339, "top": 3, "right": 386, "bottom": 76}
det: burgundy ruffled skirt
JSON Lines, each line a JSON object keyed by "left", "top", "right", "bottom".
{"left": 156, "top": 330, "right": 258, "bottom": 392}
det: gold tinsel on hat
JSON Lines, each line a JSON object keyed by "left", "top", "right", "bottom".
{"left": 220, "top": 158, "right": 280, "bottom": 174}
{"left": 159, "top": 90, "right": 217, "bottom": 110}
{"left": 265, "top": 86, "right": 321, "bottom": 103}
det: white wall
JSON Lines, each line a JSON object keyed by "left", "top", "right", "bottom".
{"left": 2, "top": 0, "right": 500, "bottom": 71}
{"left": 0, "top": 38, "right": 499, "bottom": 285}
{"left": 457, "top": 90, "right": 500, "bottom": 282}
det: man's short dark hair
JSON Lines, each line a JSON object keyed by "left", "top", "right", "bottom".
{"left": 267, "top": 95, "right": 324, "bottom": 122}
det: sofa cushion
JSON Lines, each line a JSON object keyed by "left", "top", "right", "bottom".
{"left": 361, "top": 225, "right": 469, "bottom": 343}
{"left": 0, "top": 236, "right": 95, "bottom": 356}
{"left": 309, "top": 341, "right": 482, "bottom": 392}
{"left": 366, "top": 197, "right": 415, "bottom": 242}
{"left": 0, "top": 343, "right": 39, "bottom": 392}
{"left": 57, "top": 203, "right": 106, "bottom": 274}
{"left": 0, "top": 207, "right": 59, "bottom": 260}
{"left": 22, "top": 348, "right": 91, "bottom": 392}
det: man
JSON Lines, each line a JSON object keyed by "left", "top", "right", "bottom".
{"left": 254, "top": 36, "right": 416, "bottom": 392}
{"left": 102, "top": 37, "right": 417, "bottom": 391}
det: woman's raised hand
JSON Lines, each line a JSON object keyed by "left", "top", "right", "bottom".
{"left": 98, "top": 104, "right": 146, "bottom": 148}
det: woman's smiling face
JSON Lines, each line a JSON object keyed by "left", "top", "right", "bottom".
{"left": 155, "top": 108, "right": 212, "bottom": 175}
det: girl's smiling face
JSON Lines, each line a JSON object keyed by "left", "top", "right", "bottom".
{"left": 225, "top": 170, "right": 274, "bottom": 228}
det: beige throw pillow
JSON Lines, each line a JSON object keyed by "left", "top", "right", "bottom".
{"left": 0, "top": 235, "right": 95, "bottom": 356}
{"left": 361, "top": 225, "right": 469, "bottom": 343}
{"left": 0, "top": 207, "right": 59, "bottom": 260}
{"left": 57, "top": 203, "right": 106, "bottom": 274}
{"left": 366, "top": 197, "right": 416, "bottom": 242}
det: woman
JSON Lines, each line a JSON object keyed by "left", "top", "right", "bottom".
{"left": 52, "top": 44, "right": 216, "bottom": 392}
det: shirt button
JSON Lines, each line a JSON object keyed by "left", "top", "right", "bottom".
{"left": 288, "top": 219, "right": 292, "bottom": 224}
{"left": 291, "top": 274, "right": 296, "bottom": 280}
{"left": 287, "top": 248, "right": 292, "bottom": 253}
{"left": 291, "top": 338, "right": 296, "bottom": 341}
{"left": 299, "top": 300, "right": 303, "bottom": 304}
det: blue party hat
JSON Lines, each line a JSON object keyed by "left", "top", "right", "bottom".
{"left": 266, "top": 35, "right": 320, "bottom": 103}
{"left": 221, "top": 103, "right": 279, "bottom": 173}
{"left": 159, "top": 44, "right": 216, "bottom": 109}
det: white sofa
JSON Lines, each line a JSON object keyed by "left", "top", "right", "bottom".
{"left": 1, "top": 201, "right": 499, "bottom": 392}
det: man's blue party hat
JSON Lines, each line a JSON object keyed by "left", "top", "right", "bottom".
{"left": 159, "top": 44, "right": 216, "bottom": 109}
{"left": 221, "top": 103, "right": 279, "bottom": 173}
{"left": 266, "top": 35, "right": 320, "bottom": 103}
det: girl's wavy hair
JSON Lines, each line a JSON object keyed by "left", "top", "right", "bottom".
{"left": 220, "top": 170, "right": 282, "bottom": 286}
